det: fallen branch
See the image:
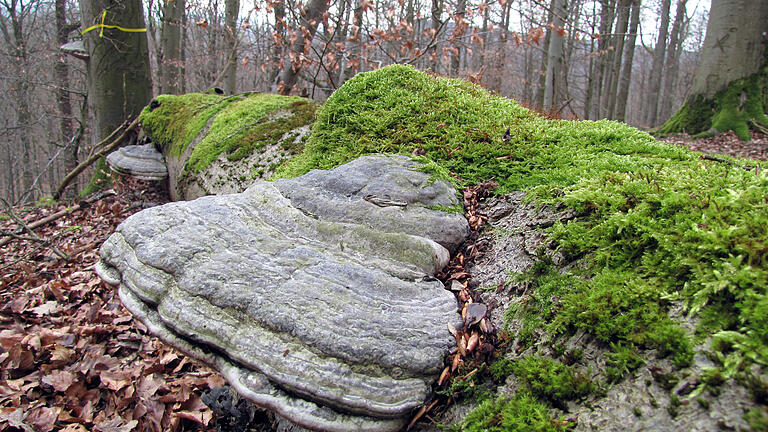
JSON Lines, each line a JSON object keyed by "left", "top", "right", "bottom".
{"left": 0, "top": 198, "right": 70, "bottom": 261}
{"left": 0, "top": 190, "right": 116, "bottom": 248}
{"left": 53, "top": 117, "right": 139, "bottom": 200}
{"left": 699, "top": 153, "right": 758, "bottom": 172}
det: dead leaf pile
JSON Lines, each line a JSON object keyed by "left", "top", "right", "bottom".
{"left": 659, "top": 130, "right": 768, "bottom": 161}
{"left": 408, "top": 180, "right": 498, "bottom": 429}
{"left": 0, "top": 178, "right": 221, "bottom": 432}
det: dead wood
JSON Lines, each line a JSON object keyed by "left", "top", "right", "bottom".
{"left": 52, "top": 117, "right": 140, "bottom": 200}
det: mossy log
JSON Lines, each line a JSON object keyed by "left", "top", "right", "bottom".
{"left": 139, "top": 92, "right": 317, "bottom": 200}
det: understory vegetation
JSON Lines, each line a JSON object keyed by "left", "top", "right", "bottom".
{"left": 274, "top": 64, "right": 768, "bottom": 429}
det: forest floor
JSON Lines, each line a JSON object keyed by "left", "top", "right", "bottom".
{"left": 0, "top": 132, "right": 766, "bottom": 432}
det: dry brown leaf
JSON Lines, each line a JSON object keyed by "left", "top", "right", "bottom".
{"left": 42, "top": 370, "right": 75, "bottom": 392}
{"left": 437, "top": 366, "right": 450, "bottom": 386}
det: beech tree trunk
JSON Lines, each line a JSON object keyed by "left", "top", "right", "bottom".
{"left": 223, "top": 0, "right": 239, "bottom": 94}
{"left": 660, "top": 0, "right": 768, "bottom": 140}
{"left": 542, "top": 0, "right": 567, "bottom": 113}
{"left": 659, "top": 0, "right": 687, "bottom": 121}
{"left": 644, "top": 0, "right": 671, "bottom": 126}
{"left": 591, "top": 0, "right": 615, "bottom": 119}
{"left": 604, "top": 0, "right": 630, "bottom": 119}
{"left": 615, "top": 0, "right": 640, "bottom": 122}
{"left": 278, "top": 0, "right": 330, "bottom": 95}
{"left": 160, "top": 0, "right": 185, "bottom": 94}
{"left": 0, "top": 0, "right": 35, "bottom": 202}
{"left": 55, "top": 0, "right": 79, "bottom": 198}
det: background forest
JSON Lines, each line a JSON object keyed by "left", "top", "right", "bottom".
{"left": 0, "top": 0, "right": 710, "bottom": 203}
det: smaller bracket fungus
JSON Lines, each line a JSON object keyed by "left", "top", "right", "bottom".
{"left": 106, "top": 144, "right": 168, "bottom": 181}
{"left": 96, "top": 155, "right": 469, "bottom": 431}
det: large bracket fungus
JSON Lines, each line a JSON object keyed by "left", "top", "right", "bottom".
{"left": 106, "top": 144, "right": 168, "bottom": 181}
{"left": 96, "top": 155, "right": 469, "bottom": 431}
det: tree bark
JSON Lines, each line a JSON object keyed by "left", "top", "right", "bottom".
{"left": 605, "top": 0, "right": 630, "bottom": 119}
{"left": 269, "top": 0, "right": 286, "bottom": 91}
{"left": 591, "top": 0, "right": 616, "bottom": 119}
{"left": 450, "top": 0, "right": 466, "bottom": 76}
{"left": 223, "top": 0, "right": 239, "bottom": 94}
{"left": 80, "top": 0, "right": 152, "bottom": 142}
{"left": 160, "top": 0, "right": 185, "bottom": 94}
{"left": 0, "top": 1, "right": 35, "bottom": 202}
{"left": 55, "top": 0, "right": 79, "bottom": 198}
{"left": 542, "top": 0, "right": 567, "bottom": 113}
{"left": 615, "top": 0, "right": 640, "bottom": 122}
{"left": 660, "top": 0, "right": 768, "bottom": 140}
{"left": 644, "top": 0, "right": 671, "bottom": 126}
{"left": 658, "top": 0, "right": 687, "bottom": 121}
{"left": 430, "top": 0, "right": 442, "bottom": 72}
{"left": 278, "top": 0, "right": 330, "bottom": 95}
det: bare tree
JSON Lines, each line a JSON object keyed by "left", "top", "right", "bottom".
{"left": 644, "top": 0, "right": 671, "bottom": 126}
{"left": 661, "top": 0, "right": 768, "bottom": 139}
{"left": 658, "top": 0, "right": 687, "bottom": 121}
{"left": 160, "top": 0, "right": 186, "bottom": 94}
{"left": 615, "top": 0, "right": 640, "bottom": 122}
{"left": 0, "top": 0, "right": 37, "bottom": 202}
{"left": 278, "top": 0, "right": 331, "bottom": 95}
{"left": 222, "top": 0, "right": 239, "bottom": 93}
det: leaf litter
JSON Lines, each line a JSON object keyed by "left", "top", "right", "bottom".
{"left": 0, "top": 177, "right": 220, "bottom": 432}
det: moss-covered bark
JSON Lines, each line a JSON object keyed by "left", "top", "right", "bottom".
{"left": 659, "top": 64, "right": 768, "bottom": 140}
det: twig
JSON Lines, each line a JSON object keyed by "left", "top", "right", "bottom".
{"left": 700, "top": 154, "right": 755, "bottom": 171}
{"left": 16, "top": 135, "right": 77, "bottom": 206}
{"left": 53, "top": 117, "right": 140, "bottom": 200}
{"left": 0, "top": 198, "right": 70, "bottom": 261}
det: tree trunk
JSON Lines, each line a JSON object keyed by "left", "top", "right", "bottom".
{"left": 592, "top": 0, "right": 616, "bottom": 118}
{"left": 55, "top": 0, "right": 79, "bottom": 198}
{"left": 160, "top": 0, "right": 185, "bottom": 94}
{"left": 644, "top": 0, "right": 671, "bottom": 126}
{"left": 223, "top": 0, "right": 239, "bottom": 94}
{"left": 269, "top": 0, "right": 286, "bottom": 91}
{"left": 615, "top": 0, "right": 640, "bottom": 122}
{"left": 450, "top": 0, "right": 466, "bottom": 76}
{"left": 659, "top": 0, "right": 687, "bottom": 121}
{"left": 605, "top": 0, "right": 630, "bottom": 119}
{"left": 542, "top": 0, "right": 566, "bottom": 113}
{"left": 278, "top": 0, "right": 331, "bottom": 95}
{"left": 660, "top": 0, "right": 768, "bottom": 140}
{"left": 430, "top": 0, "right": 442, "bottom": 72}
{"left": 80, "top": 0, "right": 152, "bottom": 140}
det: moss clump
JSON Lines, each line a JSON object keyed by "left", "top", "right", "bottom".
{"left": 140, "top": 92, "right": 236, "bottom": 156}
{"left": 459, "top": 393, "right": 573, "bottom": 432}
{"left": 185, "top": 94, "right": 314, "bottom": 174}
{"left": 81, "top": 157, "right": 112, "bottom": 196}
{"left": 659, "top": 64, "right": 768, "bottom": 140}
{"left": 140, "top": 93, "right": 316, "bottom": 183}
{"left": 511, "top": 355, "right": 596, "bottom": 404}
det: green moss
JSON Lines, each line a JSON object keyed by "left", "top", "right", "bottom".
{"left": 745, "top": 407, "right": 768, "bottom": 431}
{"left": 140, "top": 92, "right": 236, "bottom": 156}
{"left": 459, "top": 393, "right": 573, "bottom": 432}
{"left": 512, "top": 355, "right": 597, "bottom": 404}
{"left": 81, "top": 157, "right": 111, "bottom": 196}
{"left": 605, "top": 342, "right": 645, "bottom": 383}
{"left": 137, "top": 66, "right": 768, "bottom": 411}
{"left": 185, "top": 94, "right": 314, "bottom": 174}
{"left": 140, "top": 93, "right": 316, "bottom": 179}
